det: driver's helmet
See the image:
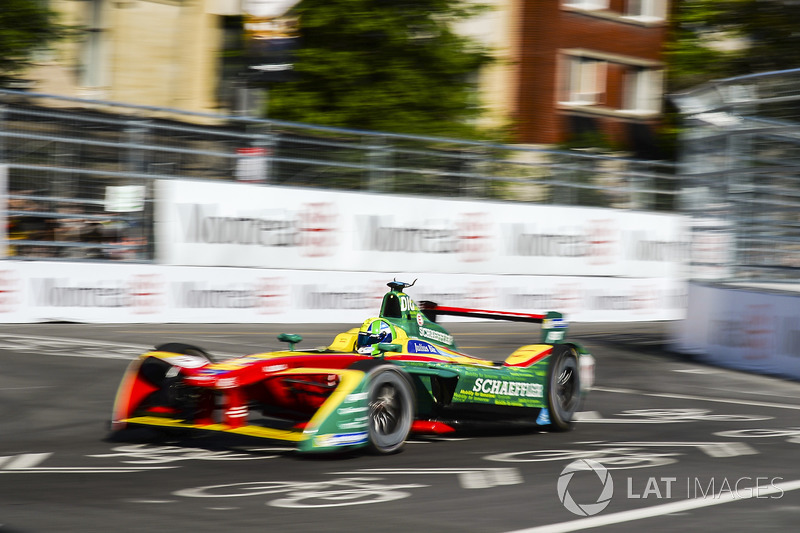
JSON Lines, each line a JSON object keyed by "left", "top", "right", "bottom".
{"left": 356, "top": 319, "right": 394, "bottom": 354}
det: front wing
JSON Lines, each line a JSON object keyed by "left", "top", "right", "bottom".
{"left": 113, "top": 356, "right": 375, "bottom": 453}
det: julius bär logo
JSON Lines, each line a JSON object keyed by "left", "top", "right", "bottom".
{"left": 557, "top": 459, "right": 614, "bottom": 516}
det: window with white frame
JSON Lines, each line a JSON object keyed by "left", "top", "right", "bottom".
{"left": 623, "top": 67, "right": 663, "bottom": 113}
{"left": 625, "top": 0, "right": 668, "bottom": 22}
{"left": 563, "top": 56, "right": 607, "bottom": 105}
{"left": 563, "top": 0, "right": 609, "bottom": 10}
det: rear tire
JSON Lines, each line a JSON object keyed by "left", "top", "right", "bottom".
{"left": 546, "top": 345, "right": 581, "bottom": 431}
{"left": 364, "top": 366, "right": 414, "bottom": 454}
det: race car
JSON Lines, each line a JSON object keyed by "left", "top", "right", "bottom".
{"left": 111, "top": 280, "right": 595, "bottom": 454}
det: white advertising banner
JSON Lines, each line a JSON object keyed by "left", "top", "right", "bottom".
{"left": 155, "top": 179, "right": 691, "bottom": 279}
{"left": 673, "top": 282, "right": 800, "bottom": 380}
{"left": 0, "top": 261, "right": 686, "bottom": 324}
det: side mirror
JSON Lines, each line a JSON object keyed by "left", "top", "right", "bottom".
{"left": 278, "top": 333, "right": 303, "bottom": 351}
{"left": 376, "top": 343, "right": 402, "bottom": 353}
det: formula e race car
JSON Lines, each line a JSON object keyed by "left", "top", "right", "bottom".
{"left": 111, "top": 280, "right": 595, "bottom": 454}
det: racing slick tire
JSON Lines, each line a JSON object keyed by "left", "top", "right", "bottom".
{"left": 154, "top": 342, "right": 215, "bottom": 363}
{"left": 138, "top": 343, "right": 213, "bottom": 394}
{"left": 545, "top": 345, "right": 581, "bottom": 431}
{"left": 138, "top": 343, "right": 215, "bottom": 424}
{"left": 358, "top": 364, "right": 415, "bottom": 455}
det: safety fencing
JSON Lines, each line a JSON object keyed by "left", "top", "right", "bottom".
{"left": 671, "top": 68, "right": 800, "bottom": 380}
{"left": 0, "top": 176, "right": 689, "bottom": 323}
{"left": 672, "top": 67, "right": 800, "bottom": 283}
{"left": 0, "top": 89, "right": 678, "bottom": 265}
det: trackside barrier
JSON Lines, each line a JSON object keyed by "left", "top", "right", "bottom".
{"left": 0, "top": 261, "right": 685, "bottom": 324}
{"left": 155, "top": 179, "right": 690, "bottom": 278}
{"left": 670, "top": 68, "right": 800, "bottom": 380}
{"left": 0, "top": 89, "right": 678, "bottom": 263}
{"left": 672, "top": 282, "right": 800, "bottom": 381}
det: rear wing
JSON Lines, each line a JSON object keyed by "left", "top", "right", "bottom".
{"left": 419, "top": 301, "right": 569, "bottom": 344}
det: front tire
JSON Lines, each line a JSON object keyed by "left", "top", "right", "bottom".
{"left": 154, "top": 342, "right": 214, "bottom": 362}
{"left": 546, "top": 345, "right": 581, "bottom": 431}
{"left": 365, "top": 367, "right": 414, "bottom": 454}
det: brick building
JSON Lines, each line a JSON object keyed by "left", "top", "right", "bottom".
{"left": 32, "top": 1, "right": 668, "bottom": 154}
{"left": 515, "top": 1, "right": 669, "bottom": 155}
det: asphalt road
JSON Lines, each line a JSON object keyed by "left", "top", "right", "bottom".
{"left": 1, "top": 321, "right": 800, "bottom": 532}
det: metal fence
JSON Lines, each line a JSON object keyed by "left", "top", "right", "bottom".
{"left": 0, "top": 89, "right": 679, "bottom": 263}
{"left": 672, "top": 68, "right": 800, "bottom": 282}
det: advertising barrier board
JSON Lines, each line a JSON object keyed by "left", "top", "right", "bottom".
{"left": 673, "top": 282, "right": 800, "bottom": 380}
{"left": 0, "top": 261, "right": 686, "bottom": 324}
{"left": 155, "top": 179, "right": 691, "bottom": 279}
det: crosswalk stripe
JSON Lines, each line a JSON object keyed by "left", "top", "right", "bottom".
{"left": 1, "top": 453, "right": 52, "bottom": 470}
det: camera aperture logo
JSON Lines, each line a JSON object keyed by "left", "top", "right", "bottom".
{"left": 557, "top": 459, "right": 614, "bottom": 516}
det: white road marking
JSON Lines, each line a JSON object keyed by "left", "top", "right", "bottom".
{"left": 708, "top": 386, "right": 800, "bottom": 400}
{"left": 0, "top": 333, "right": 237, "bottom": 360}
{"left": 575, "top": 409, "right": 771, "bottom": 424}
{"left": 1, "top": 453, "right": 51, "bottom": 469}
{"left": 593, "top": 386, "right": 800, "bottom": 411}
{"left": 574, "top": 411, "right": 678, "bottom": 424}
{"left": 608, "top": 441, "right": 758, "bottom": 458}
{"left": 333, "top": 467, "right": 523, "bottom": 489}
{"left": 503, "top": 478, "right": 800, "bottom": 533}
{"left": 0, "top": 453, "right": 176, "bottom": 474}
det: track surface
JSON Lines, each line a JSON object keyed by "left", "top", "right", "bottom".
{"left": 1, "top": 322, "right": 800, "bottom": 532}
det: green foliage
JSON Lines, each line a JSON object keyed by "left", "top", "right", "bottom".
{"left": 0, "top": 0, "right": 73, "bottom": 87}
{"left": 264, "top": 0, "right": 494, "bottom": 139}
{"left": 667, "top": 0, "right": 800, "bottom": 92}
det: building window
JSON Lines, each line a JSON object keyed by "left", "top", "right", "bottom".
{"left": 625, "top": 0, "right": 668, "bottom": 22}
{"left": 563, "top": 56, "right": 607, "bottom": 105}
{"left": 623, "top": 67, "right": 663, "bottom": 113}
{"left": 563, "top": 0, "right": 609, "bottom": 10}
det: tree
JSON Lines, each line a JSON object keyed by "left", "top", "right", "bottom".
{"left": 0, "top": 0, "right": 72, "bottom": 87}
{"left": 261, "top": 0, "right": 494, "bottom": 139}
{"left": 667, "top": 0, "right": 800, "bottom": 92}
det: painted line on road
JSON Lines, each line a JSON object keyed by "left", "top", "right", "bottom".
{"left": 610, "top": 441, "right": 758, "bottom": 458}
{"left": 332, "top": 467, "right": 523, "bottom": 489}
{"left": 0, "top": 333, "right": 238, "bottom": 360}
{"left": 0, "top": 453, "right": 178, "bottom": 474}
{"left": 0, "top": 333, "right": 150, "bottom": 351}
{"left": 593, "top": 386, "right": 800, "bottom": 411}
{"left": 504, "top": 478, "right": 800, "bottom": 533}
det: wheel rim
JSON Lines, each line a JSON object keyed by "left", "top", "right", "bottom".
{"left": 370, "top": 383, "right": 401, "bottom": 435}
{"left": 555, "top": 363, "right": 577, "bottom": 412}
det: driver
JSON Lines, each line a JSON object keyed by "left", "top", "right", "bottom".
{"left": 356, "top": 319, "right": 395, "bottom": 355}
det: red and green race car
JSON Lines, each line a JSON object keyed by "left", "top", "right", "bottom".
{"left": 111, "top": 280, "right": 595, "bottom": 454}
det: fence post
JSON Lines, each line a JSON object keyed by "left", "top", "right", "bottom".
{"left": 125, "top": 120, "right": 149, "bottom": 259}
{"left": 0, "top": 106, "right": 5, "bottom": 163}
{"left": 366, "top": 135, "right": 388, "bottom": 192}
